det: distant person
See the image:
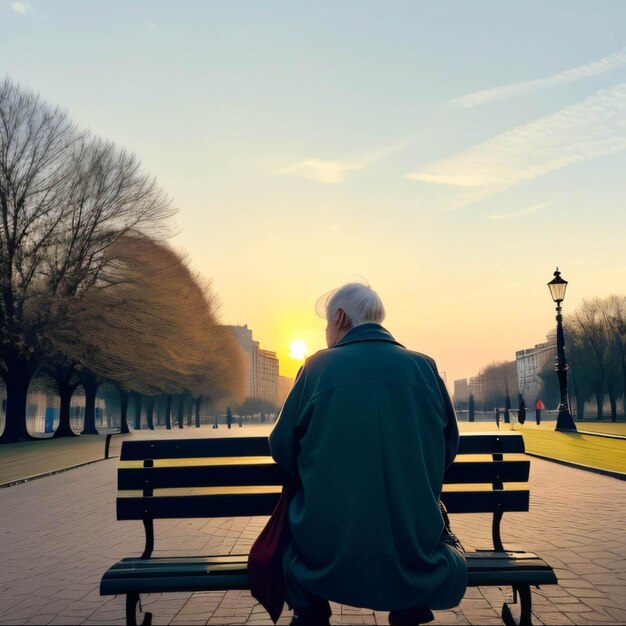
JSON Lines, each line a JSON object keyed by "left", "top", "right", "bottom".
{"left": 226, "top": 406, "right": 233, "bottom": 429}
{"left": 518, "top": 394, "right": 526, "bottom": 425}
{"left": 269, "top": 282, "right": 467, "bottom": 626}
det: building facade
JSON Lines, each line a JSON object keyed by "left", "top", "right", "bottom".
{"left": 229, "top": 324, "right": 280, "bottom": 406}
{"left": 515, "top": 332, "right": 556, "bottom": 403}
{"left": 230, "top": 325, "right": 259, "bottom": 398}
{"left": 453, "top": 378, "right": 471, "bottom": 405}
{"left": 257, "top": 349, "right": 279, "bottom": 405}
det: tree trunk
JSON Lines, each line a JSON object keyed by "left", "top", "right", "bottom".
{"left": 621, "top": 355, "right": 626, "bottom": 418}
{"left": 132, "top": 392, "right": 142, "bottom": 429}
{"left": 195, "top": 396, "right": 201, "bottom": 428}
{"left": 608, "top": 392, "right": 617, "bottom": 422}
{"left": 0, "top": 360, "right": 35, "bottom": 443}
{"left": 155, "top": 396, "right": 163, "bottom": 426}
{"left": 119, "top": 388, "right": 130, "bottom": 434}
{"left": 594, "top": 391, "right": 604, "bottom": 419}
{"left": 81, "top": 375, "right": 100, "bottom": 435}
{"left": 146, "top": 396, "right": 155, "bottom": 430}
{"left": 165, "top": 394, "right": 172, "bottom": 430}
{"left": 574, "top": 392, "right": 586, "bottom": 421}
{"left": 53, "top": 381, "right": 79, "bottom": 438}
{"left": 177, "top": 395, "right": 184, "bottom": 429}
{"left": 186, "top": 395, "right": 193, "bottom": 427}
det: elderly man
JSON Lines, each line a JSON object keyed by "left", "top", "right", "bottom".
{"left": 269, "top": 283, "right": 467, "bottom": 626}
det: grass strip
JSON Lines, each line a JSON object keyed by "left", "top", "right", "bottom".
{"left": 517, "top": 429, "right": 626, "bottom": 474}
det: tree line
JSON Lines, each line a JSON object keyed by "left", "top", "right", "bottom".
{"left": 559, "top": 295, "right": 626, "bottom": 420}
{"left": 0, "top": 77, "right": 243, "bottom": 443}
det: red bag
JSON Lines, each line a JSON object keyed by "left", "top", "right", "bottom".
{"left": 248, "top": 484, "right": 294, "bottom": 623}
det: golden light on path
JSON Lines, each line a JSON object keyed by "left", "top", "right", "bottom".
{"left": 289, "top": 339, "right": 309, "bottom": 360}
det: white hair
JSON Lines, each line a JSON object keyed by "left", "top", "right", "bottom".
{"left": 325, "top": 282, "right": 385, "bottom": 326}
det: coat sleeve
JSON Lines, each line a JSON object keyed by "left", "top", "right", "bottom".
{"left": 438, "top": 374, "right": 460, "bottom": 469}
{"left": 269, "top": 365, "right": 308, "bottom": 482}
{"left": 424, "top": 355, "right": 460, "bottom": 469}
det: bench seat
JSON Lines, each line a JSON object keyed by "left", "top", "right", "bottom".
{"left": 101, "top": 550, "right": 557, "bottom": 596}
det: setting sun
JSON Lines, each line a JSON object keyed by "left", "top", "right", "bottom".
{"left": 289, "top": 339, "right": 309, "bottom": 360}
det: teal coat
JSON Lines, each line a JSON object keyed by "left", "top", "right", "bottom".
{"left": 269, "top": 323, "right": 467, "bottom": 611}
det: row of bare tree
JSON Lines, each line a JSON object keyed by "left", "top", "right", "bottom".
{"left": 473, "top": 360, "right": 519, "bottom": 410}
{"left": 1, "top": 77, "right": 243, "bottom": 442}
{"left": 458, "top": 296, "right": 626, "bottom": 421}
{"left": 559, "top": 296, "right": 626, "bottom": 420}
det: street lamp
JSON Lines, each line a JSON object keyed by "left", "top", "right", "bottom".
{"left": 547, "top": 268, "right": 577, "bottom": 431}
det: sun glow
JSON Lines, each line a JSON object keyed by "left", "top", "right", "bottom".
{"left": 289, "top": 339, "right": 309, "bottom": 360}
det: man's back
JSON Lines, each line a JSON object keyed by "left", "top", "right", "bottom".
{"left": 270, "top": 323, "right": 467, "bottom": 611}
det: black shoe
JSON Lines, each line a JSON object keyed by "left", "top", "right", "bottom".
{"left": 388, "top": 607, "right": 434, "bottom": 626}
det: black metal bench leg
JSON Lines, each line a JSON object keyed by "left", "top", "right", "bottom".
{"left": 501, "top": 584, "right": 532, "bottom": 626}
{"left": 126, "top": 592, "right": 153, "bottom": 626}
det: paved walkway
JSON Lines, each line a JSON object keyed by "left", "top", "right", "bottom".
{"left": 0, "top": 427, "right": 625, "bottom": 624}
{"left": 0, "top": 430, "right": 127, "bottom": 486}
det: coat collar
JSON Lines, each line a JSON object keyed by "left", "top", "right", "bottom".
{"left": 335, "top": 323, "right": 405, "bottom": 348}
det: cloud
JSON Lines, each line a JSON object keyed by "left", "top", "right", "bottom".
{"left": 487, "top": 202, "right": 550, "bottom": 221}
{"left": 274, "top": 159, "right": 357, "bottom": 184}
{"left": 274, "top": 144, "right": 403, "bottom": 184}
{"left": 407, "top": 83, "right": 626, "bottom": 209}
{"left": 11, "top": 2, "right": 29, "bottom": 14}
{"left": 452, "top": 47, "right": 626, "bottom": 108}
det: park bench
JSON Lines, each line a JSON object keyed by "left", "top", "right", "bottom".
{"left": 100, "top": 433, "right": 557, "bottom": 626}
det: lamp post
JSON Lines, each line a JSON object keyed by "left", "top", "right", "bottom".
{"left": 547, "top": 268, "right": 577, "bottom": 431}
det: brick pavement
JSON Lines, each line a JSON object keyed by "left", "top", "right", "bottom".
{"left": 0, "top": 430, "right": 625, "bottom": 625}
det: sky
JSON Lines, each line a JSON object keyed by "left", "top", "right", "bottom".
{"left": 2, "top": 0, "right": 626, "bottom": 386}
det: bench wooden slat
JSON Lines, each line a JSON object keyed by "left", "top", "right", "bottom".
{"left": 101, "top": 573, "right": 250, "bottom": 595}
{"left": 119, "top": 432, "right": 525, "bottom": 461}
{"left": 120, "top": 437, "right": 271, "bottom": 460}
{"left": 105, "top": 556, "right": 246, "bottom": 567}
{"left": 456, "top": 433, "right": 525, "bottom": 455}
{"left": 441, "top": 490, "right": 529, "bottom": 514}
{"left": 117, "top": 492, "right": 281, "bottom": 519}
{"left": 116, "top": 488, "right": 529, "bottom": 520}
{"left": 443, "top": 460, "right": 529, "bottom": 484}
{"left": 118, "top": 464, "right": 283, "bottom": 490}
{"left": 118, "top": 459, "right": 529, "bottom": 490}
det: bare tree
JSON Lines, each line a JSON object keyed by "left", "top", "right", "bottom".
{"left": 478, "top": 361, "right": 519, "bottom": 409}
{"left": 79, "top": 368, "right": 103, "bottom": 434}
{"left": 596, "top": 296, "right": 626, "bottom": 420}
{"left": 611, "top": 302, "right": 626, "bottom": 413}
{"left": 562, "top": 296, "right": 626, "bottom": 420}
{"left": 50, "top": 235, "right": 243, "bottom": 426}
{"left": 571, "top": 300, "right": 611, "bottom": 419}
{"left": 0, "top": 78, "right": 174, "bottom": 442}
{"left": 562, "top": 323, "right": 593, "bottom": 420}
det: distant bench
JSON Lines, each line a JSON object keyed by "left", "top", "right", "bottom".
{"left": 100, "top": 433, "right": 557, "bottom": 626}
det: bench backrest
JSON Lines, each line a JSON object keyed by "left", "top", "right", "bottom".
{"left": 117, "top": 432, "right": 528, "bottom": 554}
